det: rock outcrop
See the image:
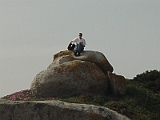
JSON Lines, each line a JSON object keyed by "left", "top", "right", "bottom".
{"left": 51, "top": 50, "right": 114, "bottom": 73}
{"left": 1, "top": 50, "right": 129, "bottom": 120}
{"left": 31, "top": 50, "right": 113, "bottom": 98}
{"left": 0, "top": 99, "right": 130, "bottom": 120}
{"left": 31, "top": 60, "right": 108, "bottom": 98}
{"left": 108, "top": 72, "right": 127, "bottom": 96}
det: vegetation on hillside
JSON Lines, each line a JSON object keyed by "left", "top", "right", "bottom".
{"left": 133, "top": 70, "right": 160, "bottom": 93}
{"left": 2, "top": 70, "right": 160, "bottom": 120}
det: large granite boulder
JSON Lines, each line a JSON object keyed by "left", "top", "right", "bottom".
{"left": 0, "top": 99, "right": 130, "bottom": 120}
{"left": 30, "top": 50, "right": 113, "bottom": 98}
{"left": 48, "top": 50, "right": 113, "bottom": 73}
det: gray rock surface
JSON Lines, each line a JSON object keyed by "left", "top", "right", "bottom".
{"left": 51, "top": 50, "right": 113, "bottom": 72}
{"left": 30, "top": 50, "right": 113, "bottom": 98}
{"left": 31, "top": 60, "right": 108, "bottom": 98}
{"left": 108, "top": 72, "right": 127, "bottom": 96}
{"left": 0, "top": 99, "right": 130, "bottom": 120}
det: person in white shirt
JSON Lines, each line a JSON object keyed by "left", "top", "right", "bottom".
{"left": 71, "top": 33, "right": 86, "bottom": 56}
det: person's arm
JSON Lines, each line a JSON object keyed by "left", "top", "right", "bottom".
{"left": 82, "top": 39, "right": 86, "bottom": 47}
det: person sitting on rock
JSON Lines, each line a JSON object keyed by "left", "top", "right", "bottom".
{"left": 71, "top": 33, "right": 86, "bottom": 56}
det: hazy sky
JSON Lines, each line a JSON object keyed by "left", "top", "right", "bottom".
{"left": 0, "top": 0, "right": 160, "bottom": 97}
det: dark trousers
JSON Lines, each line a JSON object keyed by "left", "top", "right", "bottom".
{"left": 74, "top": 44, "right": 84, "bottom": 53}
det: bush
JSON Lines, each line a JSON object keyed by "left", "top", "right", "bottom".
{"left": 133, "top": 70, "right": 160, "bottom": 92}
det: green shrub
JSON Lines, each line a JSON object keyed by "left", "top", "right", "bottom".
{"left": 133, "top": 70, "right": 160, "bottom": 92}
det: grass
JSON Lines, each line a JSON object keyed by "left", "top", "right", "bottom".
{"left": 1, "top": 72, "right": 160, "bottom": 120}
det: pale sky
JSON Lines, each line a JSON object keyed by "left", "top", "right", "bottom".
{"left": 0, "top": 0, "right": 160, "bottom": 97}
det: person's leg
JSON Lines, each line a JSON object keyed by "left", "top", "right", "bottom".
{"left": 74, "top": 44, "right": 81, "bottom": 56}
{"left": 74, "top": 45, "right": 78, "bottom": 52}
{"left": 80, "top": 45, "right": 84, "bottom": 52}
{"left": 77, "top": 44, "right": 81, "bottom": 56}
{"left": 74, "top": 44, "right": 79, "bottom": 56}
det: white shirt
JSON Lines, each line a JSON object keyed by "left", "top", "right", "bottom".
{"left": 72, "top": 38, "right": 86, "bottom": 46}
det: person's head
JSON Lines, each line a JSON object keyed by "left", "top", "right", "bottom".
{"left": 78, "top": 33, "right": 83, "bottom": 39}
